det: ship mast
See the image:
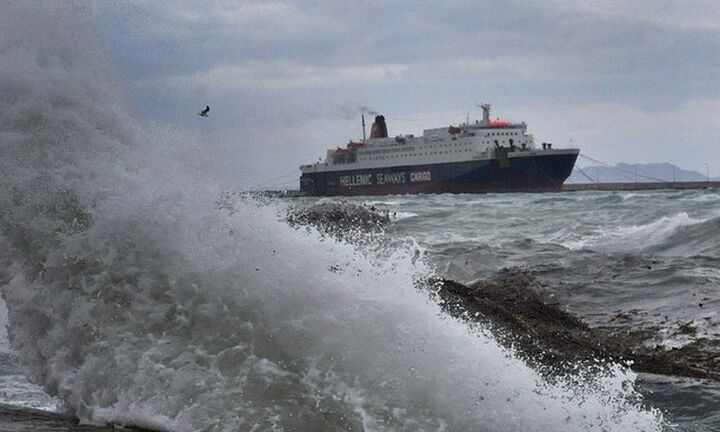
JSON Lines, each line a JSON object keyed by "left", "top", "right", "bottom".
{"left": 361, "top": 114, "right": 366, "bottom": 142}
{"left": 481, "top": 103, "right": 491, "bottom": 123}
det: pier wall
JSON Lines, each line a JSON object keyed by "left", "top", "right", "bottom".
{"left": 562, "top": 181, "right": 720, "bottom": 192}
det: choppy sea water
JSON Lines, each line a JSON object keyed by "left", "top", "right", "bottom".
{"left": 361, "top": 190, "right": 720, "bottom": 334}
{"left": 0, "top": 2, "right": 718, "bottom": 431}
{"left": 1, "top": 190, "right": 719, "bottom": 431}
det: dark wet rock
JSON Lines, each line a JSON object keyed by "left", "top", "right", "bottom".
{"left": 286, "top": 201, "right": 391, "bottom": 237}
{"left": 629, "top": 339, "right": 720, "bottom": 381}
{"left": 0, "top": 404, "right": 153, "bottom": 431}
{"left": 432, "top": 271, "right": 614, "bottom": 375}
{"left": 431, "top": 270, "right": 720, "bottom": 382}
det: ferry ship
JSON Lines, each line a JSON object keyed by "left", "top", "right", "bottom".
{"left": 299, "top": 104, "right": 579, "bottom": 196}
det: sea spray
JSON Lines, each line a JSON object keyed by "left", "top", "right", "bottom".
{"left": 0, "top": 3, "right": 665, "bottom": 431}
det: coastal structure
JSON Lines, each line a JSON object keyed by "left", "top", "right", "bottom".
{"left": 299, "top": 104, "right": 579, "bottom": 196}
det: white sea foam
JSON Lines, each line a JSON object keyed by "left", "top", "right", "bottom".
{"left": 392, "top": 211, "right": 418, "bottom": 220}
{"left": 0, "top": 3, "right": 664, "bottom": 431}
{"left": 687, "top": 192, "right": 720, "bottom": 202}
{"left": 0, "top": 300, "right": 62, "bottom": 412}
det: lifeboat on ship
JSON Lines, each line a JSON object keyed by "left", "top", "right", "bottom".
{"left": 346, "top": 141, "right": 364, "bottom": 150}
{"left": 489, "top": 119, "right": 510, "bottom": 128}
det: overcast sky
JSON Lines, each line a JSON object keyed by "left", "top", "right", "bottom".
{"left": 92, "top": 1, "right": 720, "bottom": 188}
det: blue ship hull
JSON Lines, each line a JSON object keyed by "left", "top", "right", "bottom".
{"left": 300, "top": 152, "right": 578, "bottom": 196}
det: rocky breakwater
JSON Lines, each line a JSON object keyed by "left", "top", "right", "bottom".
{"left": 286, "top": 200, "right": 391, "bottom": 239}
{"left": 433, "top": 271, "right": 719, "bottom": 382}
{"left": 286, "top": 200, "right": 719, "bottom": 382}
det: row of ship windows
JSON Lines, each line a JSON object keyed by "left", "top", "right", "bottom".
{"left": 486, "top": 132, "right": 520, "bottom": 136}
{"left": 483, "top": 140, "right": 528, "bottom": 145}
{"left": 360, "top": 149, "right": 473, "bottom": 161}
{"left": 361, "top": 142, "right": 472, "bottom": 155}
{"left": 361, "top": 147, "right": 417, "bottom": 155}
{"left": 417, "top": 142, "right": 472, "bottom": 150}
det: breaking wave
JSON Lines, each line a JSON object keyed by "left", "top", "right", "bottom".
{"left": 551, "top": 212, "right": 703, "bottom": 251}
{"left": 0, "top": 3, "right": 664, "bottom": 431}
{"left": 648, "top": 215, "right": 720, "bottom": 258}
{"left": 549, "top": 209, "right": 720, "bottom": 259}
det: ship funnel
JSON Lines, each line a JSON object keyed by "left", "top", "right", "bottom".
{"left": 370, "top": 115, "right": 388, "bottom": 138}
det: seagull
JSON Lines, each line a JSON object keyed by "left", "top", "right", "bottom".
{"left": 198, "top": 105, "right": 210, "bottom": 117}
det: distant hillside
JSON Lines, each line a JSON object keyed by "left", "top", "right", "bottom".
{"left": 567, "top": 162, "right": 709, "bottom": 184}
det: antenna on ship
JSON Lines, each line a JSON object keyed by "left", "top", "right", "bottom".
{"left": 361, "top": 114, "right": 367, "bottom": 142}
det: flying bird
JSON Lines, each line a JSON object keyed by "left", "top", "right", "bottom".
{"left": 198, "top": 105, "right": 210, "bottom": 117}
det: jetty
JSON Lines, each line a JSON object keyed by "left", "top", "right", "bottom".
{"left": 563, "top": 181, "right": 720, "bottom": 192}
